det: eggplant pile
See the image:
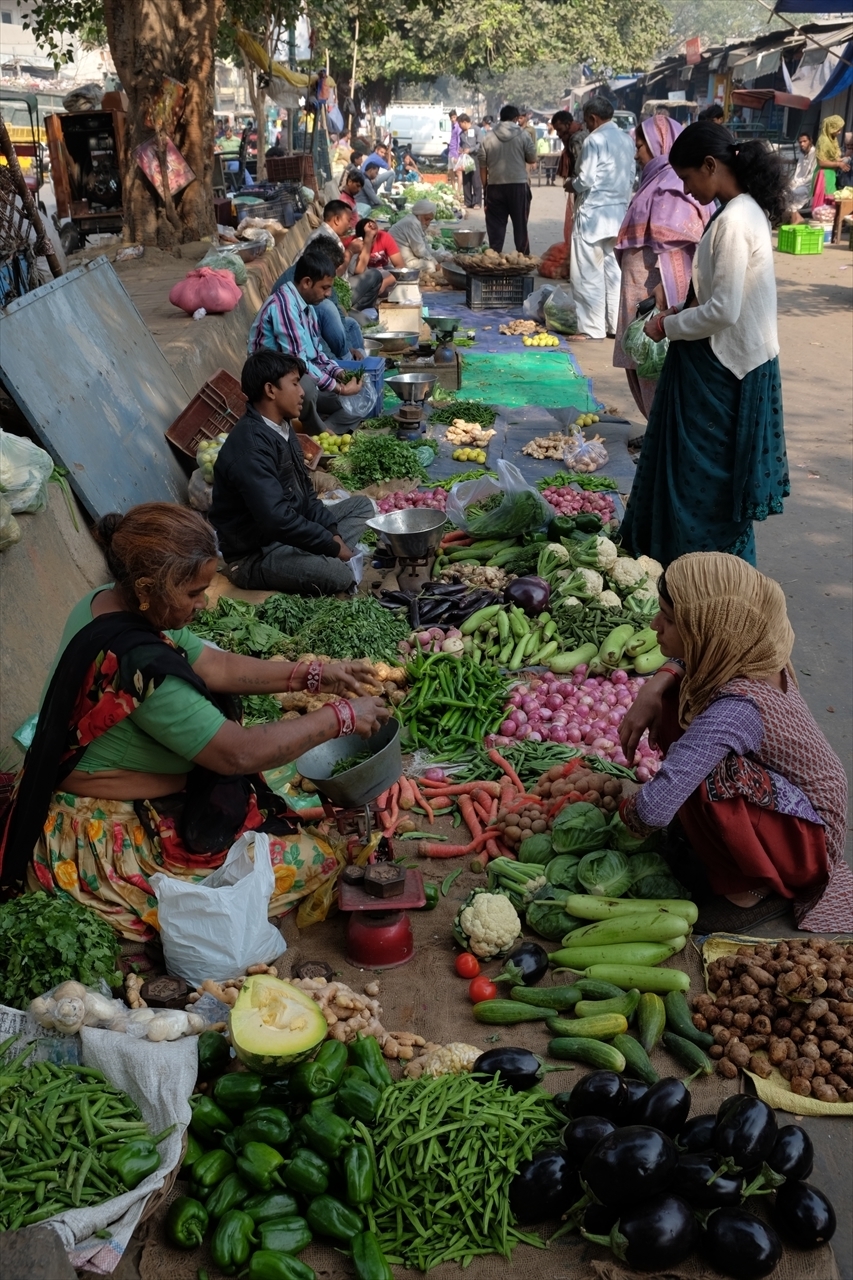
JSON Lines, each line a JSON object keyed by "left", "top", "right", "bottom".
{"left": 376, "top": 582, "right": 501, "bottom": 632}
{"left": 503, "top": 1069, "right": 837, "bottom": 1277}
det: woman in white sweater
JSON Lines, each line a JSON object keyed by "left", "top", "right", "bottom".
{"left": 620, "top": 123, "right": 790, "bottom": 567}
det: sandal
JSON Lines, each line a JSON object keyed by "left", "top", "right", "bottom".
{"left": 566, "top": 333, "right": 604, "bottom": 343}
{"left": 695, "top": 892, "right": 790, "bottom": 935}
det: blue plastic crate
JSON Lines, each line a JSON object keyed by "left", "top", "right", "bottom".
{"left": 338, "top": 354, "right": 385, "bottom": 418}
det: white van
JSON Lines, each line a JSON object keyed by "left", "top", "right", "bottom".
{"left": 385, "top": 103, "right": 452, "bottom": 159}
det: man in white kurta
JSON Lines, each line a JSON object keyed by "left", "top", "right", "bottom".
{"left": 570, "top": 97, "right": 636, "bottom": 340}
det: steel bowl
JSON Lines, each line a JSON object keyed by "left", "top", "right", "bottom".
{"left": 369, "top": 331, "right": 416, "bottom": 354}
{"left": 452, "top": 228, "right": 486, "bottom": 249}
{"left": 296, "top": 719, "right": 402, "bottom": 808}
{"left": 389, "top": 266, "right": 421, "bottom": 283}
{"left": 441, "top": 262, "right": 467, "bottom": 289}
{"left": 366, "top": 508, "right": 446, "bottom": 558}
{"left": 385, "top": 372, "right": 438, "bottom": 403}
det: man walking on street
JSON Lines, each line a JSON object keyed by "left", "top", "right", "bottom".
{"left": 569, "top": 96, "right": 635, "bottom": 342}
{"left": 447, "top": 110, "right": 463, "bottom": 196}
{"left": 458, "top": 113, "right": 484, "bottom": 209}
{"left": 480, "top": 104, "right": 536, "bottom": 254}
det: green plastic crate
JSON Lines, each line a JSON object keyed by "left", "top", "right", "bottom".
{"left": 777, "top": 224, "right": 824, "bottom": 255}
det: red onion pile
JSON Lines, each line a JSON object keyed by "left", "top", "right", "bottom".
{"left": 492, "top": 667, "right": 661, "bottom": 779}
{"left": 542, "top": 485, "right": 616, "bottom": 523}
{"left": 377, "top": 487, "right": 448, "bottom": 514}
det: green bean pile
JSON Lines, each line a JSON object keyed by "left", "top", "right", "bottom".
{"left": 536, "top": 471, "right": 618, "bottom": 493}
{"left": 398, "top": 652, "right": 510, "bottom": 759}
{"left": 366, "top": 1074, "right": 563, "bottom": 1269}
{"left": 552, "top": 604, "right": 639, "bottom": 649}
{"left": 430, "top": 401, "right": 497, "bottom": 427}
{"left": 330, "top": 749, "right": 373, "bottom": 776}
{"left": 0, "top": 1038, "right": 170, "bottom": 1230}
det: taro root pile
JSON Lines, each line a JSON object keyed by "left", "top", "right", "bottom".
{"left": 693, "top": 938, "right": 853, "bottom": 1101}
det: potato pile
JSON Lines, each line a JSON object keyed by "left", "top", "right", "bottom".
{"left": 694, "top": 939, "right": 853, "bottom": 1102}
{"left": 495, "top": 799, "right": 552, "bottom": 852}
{"left": 533, "top": 764, "right": 623, "bottom": 813}
{"left": 458, "top": 248, "right": 539, "bottom": 272}
{"left": 274, "top": 659, "right": 407, "bottom": 718}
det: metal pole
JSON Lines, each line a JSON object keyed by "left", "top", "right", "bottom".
{"left": 349, "top": 18, "right": 359, "bottom": 135}
{"left": 0, "top": 119, "right": 62, "bottom": 278}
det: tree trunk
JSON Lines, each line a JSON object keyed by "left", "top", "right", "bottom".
{"left": 240, "top": 51, "right": 267, "bottom": 185}
{"left": 104, "top": 0, "right": 223, "bottom": 247}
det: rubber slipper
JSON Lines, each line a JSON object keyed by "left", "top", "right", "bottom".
{"left": 566, "top": 333, "right": 604, "bottom": 342}
{"left": 695, "top": 892, "right": 790, "bottom": 935}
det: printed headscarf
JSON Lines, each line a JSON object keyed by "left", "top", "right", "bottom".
{"left": 815, "top": 115, "right": 844, "bottom": 164}
{"left": 664, "top": 552, "right": 796, "bottom": 727}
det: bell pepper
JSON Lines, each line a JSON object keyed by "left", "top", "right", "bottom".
{"left": 192, "top": 1148, "right": 235, "bottom": 1191}
{"left": 299, "top": 1110, "right": 353, "bottom": 1161}
{"left": 281, "top": 1148, "right": 330, "bottom": 1199}
{"left": 347, "top": 1034, "right": 392, "bottom": 1091}
{"left": 234, "top": 1105, "right": 293, "bottom": 1150}
{"left": 204, "top": 1171, "right": 251, "bottom": 1218}
{"left": 214, "top": 1072, "right": 265, "bottom": 1113}
{"left": 342, "top": 1143, "right": 374, "bottom": 1207}
{"left": 335, "top": 1074, "right": 381, "bottom": 1125}
{"left": 190, "top": 1096, "right": 234, "bottom": 1145}
{"left": 180, "top": 1132, "right": 204, "bottom": 1175}
{"left": 352, "top": 1230, "right": 394, "bottom": 1280}
{"left": 243, "top": 1190, "right": 300, "bottom": 1225}
{"left": 197, "top": 1029, "right": 231, "bottom": 1076}
{"left": 106, "top": 1139, "right": 161, "bottom": 1191}
{"left": 418, "top": 883, "right": 439, "bottom": 910}
{"left": 210, "top": 1208, "right": 257, "bottom": 1276}
{"left": 257, "top": 1215, "right": 313, "bottom": 1254}
{"left": 343, "top": 1065, "right": 371, "bottom": 1086}
{"left": 237, "top": 1141, "right": 286, "bottom": 1192}
{"left": 289, "top": 1040, "right": 348, "bottom": 1101}
{"left": 166, "top": 1195, "right": 209, "bottom": 1249}
{"left": 306, "top": 1194, "right": 364, "bottom": 1243}
{"left": 247, "top": 1251, "right": 316, "bottom": 1280}
{"left": 309, "top": 1096, "right": 336, "bottom": 1114}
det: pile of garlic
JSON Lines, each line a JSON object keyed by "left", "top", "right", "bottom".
{"left": 29, "top": 980, "right": 207, "bottom": 1042}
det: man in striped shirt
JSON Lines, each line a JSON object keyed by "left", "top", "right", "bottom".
{"left": 248, "top": 248, "right": 366, "bottom": 432}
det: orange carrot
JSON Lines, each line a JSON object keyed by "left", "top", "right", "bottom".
{"left": 381, "top": 782, "right": 400, "bottom": 832}
{"left": 457, "top": 794, "right": 483, "bottom": 840}
{"left": 398, "top": 776, "right": 416, "bottom": 810}
{"left": 493, "top": 839, "right": 516, "bottom": 859}
{"left": 487, "top": 748, "right": 524, "bottom": 792}
{"left": 420, "top": 780, "right": 502, "bottom": 798}
{"left": 473, "top": 800, "right": 492, "bottom": 826}
{"left": 440, "top": 530, "right": 473, "bottom": 547}
{"left": 417, "top": 828, "right": 500, "bottom": 858}
{"left": 484, "top": 838, "right": 500, "bottom": 864}
{"left": 488, "top": 797, "right": 499, "bottom": 826}
{"left": 409, "top": 780, "right": 435, "bottom": 824}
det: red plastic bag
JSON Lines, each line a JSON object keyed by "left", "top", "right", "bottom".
{"left": 539, "top": 241, "right": 570, "bottom": 280}
{"left": 169, "top": 267, "right": 242, "bottom": 315}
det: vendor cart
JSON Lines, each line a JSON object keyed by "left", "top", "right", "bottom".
{"left": 45, "top": 102, "right": 126, "bottom": 251}
{"left": 0, "top": 91, "right": 46, "bottom": 210}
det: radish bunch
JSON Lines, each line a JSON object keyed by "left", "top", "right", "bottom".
{"left": 377, "top": 488, "right": 448, "bottom": 514}
{"left": 492, "top": 667, "right": 660, "bottom": 778}
{"left": 542, "top": 485, "right": 616, "bottom": 523}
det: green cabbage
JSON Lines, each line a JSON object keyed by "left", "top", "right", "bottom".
{"left": 517, "top": 832, "right": 553, "bottom": 864}
{"left": 577, "top": 848, "right": 632, "bottom": 897}
{"left": 550, "top": 802, "right": 608, "bottom": 855}
{"left": 626, "top": 852, "right": 686, "bottom": 900}
{"left": 524, "top": 886, "right": 585, "bottom": 942}
{"left": 607, "top": 812, "right": 660, "bottom": 854}
{"left": 544, "top": 855, "right": 582, "bottom": 894}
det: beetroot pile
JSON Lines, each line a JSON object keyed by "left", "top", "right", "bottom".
{"left": 541, "top": 485, "right": 616, "bottom": 523}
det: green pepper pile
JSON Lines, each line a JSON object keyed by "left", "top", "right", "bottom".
{"left": 0, "top": 1036, "right": 173, "bottom": 1230}
{"left": 397, "top": 651, "right": 511, "bottom": 759}
{"left": 177, "top": 1033, "right": 395, "bottom": 1280}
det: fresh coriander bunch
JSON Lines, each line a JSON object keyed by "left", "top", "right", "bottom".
{"left": 0, "top": 893, "right": 122, "bottom": 1010}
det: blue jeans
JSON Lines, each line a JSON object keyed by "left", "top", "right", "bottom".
{"left": 316, "top": 298, "right": 363, "bottom": 358}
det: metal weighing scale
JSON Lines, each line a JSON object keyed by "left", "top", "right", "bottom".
{"left": 427, "top": 315, "right": 460, "bottom": 364}
{"left": 385, "top": 371, "right": 437, "bottom": 439}
{"left": 294, "top": 721, "right": 426, "bottom": 968}
{"left": 366, "top": 508, "right": 446, "bottom": 580}
{"left": 385, "top": 265, "right": 422, "bottom": 308}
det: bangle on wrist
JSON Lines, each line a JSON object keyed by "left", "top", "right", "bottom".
{"left": 658, "top": 662, "right": 685, "bottom": 681}
{"left": 306, "top": 659, "right": 323, "bottom": 694}
{"left": 327, "top": 695, "right": 355, "bottom": 737}
{"left": 287, "top": 660, "right": 306, "bottom": 692}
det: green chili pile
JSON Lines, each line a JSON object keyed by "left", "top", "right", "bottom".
{"left": 430, "top": 401, "right": 497, "bottom": 427}
{"left": 366, "top": 1073, "right": 562, "bottom": 1269}
{"left": 0, "top": 1038, "right": 173, "bottom": 1230}
{"left": 536, "top": 471, "right": 618, "bottom": 493}
{"left": 398, "top": 652, "right": 510, "bottom": 759}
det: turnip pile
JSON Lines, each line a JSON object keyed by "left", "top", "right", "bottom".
{"left": 541, "top": 484, "right": 616, "bottom": 524}
{"left": 376, "top": 487, "right": 448, "bottom": 514}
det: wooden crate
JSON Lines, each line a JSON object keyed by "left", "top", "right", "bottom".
{"left": 397, "top": 351, "right": 461, "bottom": 391}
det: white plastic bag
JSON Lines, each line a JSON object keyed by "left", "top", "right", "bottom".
{"left": 0, "top": 430, "right": 54, "bottom": 512}
{"left": 523, "top": 283, "right": 556, "bottom": 322}
{"left": 151, "top": 832, "right": 285, "bottom": 986}
{"left": 446, "top": 458, "right": 551, "bottom": 536}
{"left": 0, "top": 494, "right": 21, "bottom": 551}
{"left": 563, "top": 427, "right": 608, "bottom": 474}
{"left": 543, "top": 285, "right": 578, "bottom": 335}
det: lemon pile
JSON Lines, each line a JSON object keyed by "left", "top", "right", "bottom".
{"left": 313, "top": 431, "right": 353, "bottom": 455}
{"left": 196, "top": 433, "right": 228, "bottom": 483}
{"left": 452, "top": 447, "right": 488, "bottom": 464}
{"left": 522, "top": 333, "right": 560, "bottom": 347}
{"left": 572, "top": 413, "right": 600, "bottom": 428}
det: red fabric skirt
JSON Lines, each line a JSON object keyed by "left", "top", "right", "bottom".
{"left": 658, "top": 690, "right": 829, "bottom": 901}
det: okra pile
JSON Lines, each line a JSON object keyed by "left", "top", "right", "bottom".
{"left": 0, "top": 1035, "right": 172, "bottom": 1230}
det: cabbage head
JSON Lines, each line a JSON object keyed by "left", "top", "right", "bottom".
{"left": 608, "top": 812, "right": 660, "bottom": 855}
{"left": 545, "top": 854, "right": 582, "bottom": 894}
{"left": 551, "top": 802, "right": 608, "bottom": 855}
{"left": 577, "top": 848, "right": 632, "bottom": 897}
{"left": 518, "top": 832, "right": 553, "bottom": 864}
{"left": 626, "top": 852, "right": 686, "bottom": 900}
{"left": 525, "top": 886, "right": 586, "bottom": 942}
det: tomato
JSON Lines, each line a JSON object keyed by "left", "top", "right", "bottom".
{"left": 455, "top": 953, "right": 480, "bottom": 978}
{"left": 468, "top": 975, "right": 498, "bottom": 1003}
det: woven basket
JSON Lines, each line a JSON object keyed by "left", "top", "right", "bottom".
{"left": 138, "top": 1131, "right": 187, "bottom": 1225}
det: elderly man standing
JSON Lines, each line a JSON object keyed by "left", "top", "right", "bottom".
{"left": 481, "top": 104, "right": 537, "bottom": 254}
{"left": 391, "top": 199, "right": 451, "bottom": 275}
{"left": 569, "top": 96, "right": 635, "bottom": 342}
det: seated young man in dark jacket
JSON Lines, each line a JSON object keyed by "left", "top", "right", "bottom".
{"left": 211, "top": 351, "right": 373, "bottom": 594}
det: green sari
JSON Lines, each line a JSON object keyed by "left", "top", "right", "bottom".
{"left": 619, "top": 337, "right": 789, "bottom": 567}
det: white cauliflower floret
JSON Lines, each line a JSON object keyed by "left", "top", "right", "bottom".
{"left": 557, "top": 595, "right": 583, "bottom": 611}
{"left": 609, "top": 557, "right": 647, "bottom": 591}
{"left": 558, "top": 566, "right": 603, "bottom": 597}
{"left": 458, "top": 892, "right": 521, "bottom": 958}
{"left": 588, "top": 536, "right": 619, "bottom": 572}
{"left": 411, "top": 1043, "right": 482, "bottom": 1078}
{"left": 630, "top": 581, "right": 659, "bottom": 603}
{"left": 544, "top": 542, "right": 571, "bottom": 561}
{"left": 636, "top": 555, "right": 664, "bottom": 582}
{"left": 598, "top": 590, "right": 623, "bottom": 609}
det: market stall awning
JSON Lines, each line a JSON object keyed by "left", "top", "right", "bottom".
{"left": 730, "top": 87, "right": 811, "bottom": 110}
{"left": 231, "top": 27, "right": 334, "bottom": 107}
{"left": 813, "top": 38, "right": 853, "bottom": 101}
{"left": 774, "top": 0, "right": 850, "bottom": 10}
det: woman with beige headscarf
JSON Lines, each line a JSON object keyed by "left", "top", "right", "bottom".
{"left": 619, "top": 553, "right": 851, "bottom": 932}
{"left": 812, "top": 115, "right": 851, "bottom": 207}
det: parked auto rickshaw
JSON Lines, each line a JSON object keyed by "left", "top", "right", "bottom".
{"left": 0, "top": 90, "right": 47, "bottom": 210}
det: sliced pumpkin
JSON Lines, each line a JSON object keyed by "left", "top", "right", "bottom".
{"left": 229, "top": 974, "right": 326, "bottom": 1073}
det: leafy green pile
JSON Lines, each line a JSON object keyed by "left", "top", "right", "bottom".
{"left": 330, "top": 434, "right": 429, "bottom": 490}
{"left": 430, "top": 400, "right": 497, "bottom": 427}
{"left": 256, "top": 594, "right": 324, "bottom": 635}
{"left": 467, "top": 488, "right": 551, "bottom": 539}
{"left": 357, "top": 415, "right": 398, "bottom": 432}
{"left": 190, "top": 597, "right": 288, "bottom": 656}
{"left": 240, "top": 694, "right": 283, "bottom": 726}
{"left": 287, "top": 596, "right": 409, "bottom": 663}
{"left": 0, "top": 894, "right": 122, "bottom": 1010}
{"left": 332, "top": 275, "right": 352, "bottom": 312}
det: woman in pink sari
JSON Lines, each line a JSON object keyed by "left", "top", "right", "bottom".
{"left": 613, "top": 115, "right": 710, "bottom": 420}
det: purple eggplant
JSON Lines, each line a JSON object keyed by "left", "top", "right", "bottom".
{"left": 702, "top": 1208, "right": 782, "bottom": 1279}
{"left": 628, "top": 1077, "right": 691, "bottom": 1136}
{"left": 771, "top": 1180, "right": 836, "bottom": 1249}
{"left": 621, "top": 1078, "right": 649, "bottom": 1111}
{"left": 677, "top": 1113, "right": 718, "bottom": 1154}
{"left": 562, "top": 1115, "right": 616, "bottom": 1168}
{"left": 509, "top": 1149, "right": 579, "bottom": 1224}
{"left": 581, "top": 1125, "right": 677, "bottom": 1209}
{"left": 676, "top": 1152, "right": 745, "bottom": 1208}
{"left": 767, "top": 1124, "right": 814, "bottom": 1182}
{"left": 582, "top": 1202, "right": 618, "bottom": 1235}
{"left": 472, "top": 1047, "right": 548, "bottom": 1093}
{"left": 504, "top": 576, "right": 551, "bottom": 615}
{"left": 713, "top": 1096, "right": 777, "bottom": 1171}
{"left": 494, "top": 941, "right": 549, "bottom": 987}
{"left": 583, "top": 1193, "right": 698, "bottom": 1272}
{"left": 565, "top": 1070, "right": 627, "bottom": 1123}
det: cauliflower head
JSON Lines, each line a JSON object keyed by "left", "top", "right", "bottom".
{"left": 454, "top": 889, "right": 521, "bottom": 959}
{"left": 407, "top": 1042, "right": 482, "bottom": 1078}
{"left": 636, "top": 555, "right": 664, "bottom": 583}
{"left": 630, "top": 581, "right": 659, "bottom": 603}
{"left": 609, "top": 557, "right": 647, "bottom": 591}
{"left": 557, "top": 595, "right": 583, "bottom": 611}
{"left": 559, "top": 566, "right": 604, "bottom": 598}
{"left": 545, "top": 542, "right": 571, "bottom": 561}
{"left": 591, "top": 536, "right": 619, "bottom": 572}
{"left": 599, "top": 590, "right": 624, "bottom": 609}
